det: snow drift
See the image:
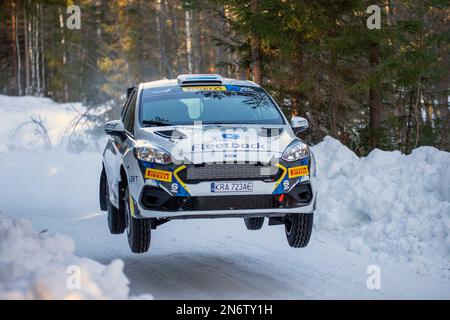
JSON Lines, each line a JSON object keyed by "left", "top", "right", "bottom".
{"left": 312, "top": 137, "right": 450, "bottom": 276}
{"left": 0, "top": 214, "right": 150, "bottom": 299}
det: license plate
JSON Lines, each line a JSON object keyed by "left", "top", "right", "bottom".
{"left": 210, "top": 182, "right": 253, "bottom": 193}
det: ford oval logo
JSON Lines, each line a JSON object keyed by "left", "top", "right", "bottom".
{"left": 222, "top": 133, "right": 240, "bottom": 140}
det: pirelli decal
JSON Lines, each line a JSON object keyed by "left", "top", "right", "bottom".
{"left": 288, "top": 165, "right": 309, "bottom": 178}
{"left": 182, "top": 86, "right": 227, "bottom": 92}
{"left": 145, "top": 168, "right": 172, "bottom": 182}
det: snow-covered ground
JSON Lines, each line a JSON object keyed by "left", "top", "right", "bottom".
{"left": 0, "top": 215, "right": 150, "bottom": 299}
{"left": 0, "top": 94, "right": 449, "bottom": 299}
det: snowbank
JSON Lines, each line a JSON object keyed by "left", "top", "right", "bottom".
{"left": 312, "top": 137, "right": 450, "bottom": 276}
{"left": 0, "top": 214, "right": 150, "bottom": 299}
{"left": 0, "top": 95, "right": 106, "bottom": 153}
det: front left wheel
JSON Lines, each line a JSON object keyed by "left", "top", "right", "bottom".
{"left": 125, "top": 187, "right": 151, "bottom": 253}
{"left": 102, "top": 169, "right": 126, "bottom": 235}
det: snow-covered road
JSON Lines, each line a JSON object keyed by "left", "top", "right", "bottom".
{"left": 0, "top": 95, "right": 449, "bottom": 299}
{"left": 3, "top": 203, "right": 448, "bottom": 299}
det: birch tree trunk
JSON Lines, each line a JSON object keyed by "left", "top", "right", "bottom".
{"left": 192, "top": 11, "right": 202, "bottom": 73}
{"left": 24, "top": 5, "right": 30, "bottom": 95}
{"left": 185, "top": 10, "right": 193, "bottom": 74}
{"left": 58, "top": 7, "right": 68, "bottom": 100}
{"left": 30, "top": 8, "right": 36, "bottom": 95}
{"left": 161, "top": 0, "right": 173, "bottom": 78}
{"left": 214, "top": 6, "right": 227, "bottom": 76}
{"left": 39, "top": 1, "right": 45, "bottom": 95}
{"left": 36, "top": 2, "right": 41, "bottom": 95}
{"left": 171, "top": 2, "right": 182, "bottom": 74}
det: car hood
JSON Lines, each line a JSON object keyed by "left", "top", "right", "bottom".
{"left": 135, "top": 124, "right": 296, "bottom": 164}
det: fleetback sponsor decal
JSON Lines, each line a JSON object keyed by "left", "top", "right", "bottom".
{"left": 182, "top": 86, "right": 227, "bottom": 91}
{"left": 145, "top": 168, "right": 172, "bottom": 182}
{"left": 192, "top": 142, "right": 265, "bottom": 151}
{"left": 288, "top": 165, "right": 309, "bottom": 178}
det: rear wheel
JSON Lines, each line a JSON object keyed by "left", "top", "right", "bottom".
{"left": 244, "top": 217, "right": 264, "bottom": 230}
{"left": 105, "top": 174, "right": 126, "bottom": 235}
{"left": 125, "top": 187, "right": 151, "bottom": 253}
{"left": 284, "top": 213, "right": 313, "bottom": 248}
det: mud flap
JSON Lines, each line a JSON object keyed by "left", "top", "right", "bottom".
{"left": 268, "top": 217, "right": 284, "bottom": 225}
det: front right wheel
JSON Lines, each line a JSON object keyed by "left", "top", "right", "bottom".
{"left": 125, "top": 186, "right": 151, "bottom": 253}
{"left": 284, "top": 213, "right": 313, "bottom": 248}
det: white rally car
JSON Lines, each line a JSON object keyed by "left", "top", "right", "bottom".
{"left": 99, "top": 74, "right": 317, "bottom": 253}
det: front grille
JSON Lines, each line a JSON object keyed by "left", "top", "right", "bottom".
{"left": 140, "top": 183, "right": 313, "bottom": 212}
{"left": 168, "top": 195, "right": 281, "bottom": 211}
{"left": 185, "top": 163, "right": 279, "bottom": 183}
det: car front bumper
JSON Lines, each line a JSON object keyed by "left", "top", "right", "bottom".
{"left": 126, "top": 155, "right": 317, "bottom": 220}
{"left": 131, "top": 178, "right": 317, "bottom": 219}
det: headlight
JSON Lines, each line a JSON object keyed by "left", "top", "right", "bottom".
{"left": 134, "top": 146, "right": 172, "bottom": 164}
{"left": 282, "top": 141, "right": 310, "bottom": 161}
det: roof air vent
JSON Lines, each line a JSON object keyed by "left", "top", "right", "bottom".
{"left": 177, "top": 74, "right": 223, "bottom": 87}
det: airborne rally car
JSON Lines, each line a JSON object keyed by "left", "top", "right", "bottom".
{"left": 99, "top": 74, "right": 317, "bottom": 253}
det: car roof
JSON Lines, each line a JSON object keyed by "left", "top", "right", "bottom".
{"left": 140, "top": 75, "right": 260, "bottom": 90}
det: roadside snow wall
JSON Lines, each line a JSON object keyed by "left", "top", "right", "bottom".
{"left": 312, "top": 137, "right": 450, "bottom": 276}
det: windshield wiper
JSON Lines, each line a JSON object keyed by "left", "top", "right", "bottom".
{"left": 142, "top": 120, "right": 173, "bottom": 127}
{"left": 202, "top": 121, "right": 231, "bottom": 125}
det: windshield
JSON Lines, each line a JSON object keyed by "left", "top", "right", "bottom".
{"left": 139, "top": 85, "right": 284, "bottom": 126}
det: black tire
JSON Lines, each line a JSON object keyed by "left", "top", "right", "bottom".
{"left": 244, "top": 217, "right": 264, "bottom": 230}
{"left": 125, "top": 187, "right": 151, "bottom": 253}
{"left": 284, "top": 213, "right": 313, "bottom": 248}
{"left": 106, "top": 174, "right": 126, "bottom": 235}
{"left": 99, "top": 167, "right": 108, "bottom": 211}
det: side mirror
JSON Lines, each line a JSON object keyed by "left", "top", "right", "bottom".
{"left": 105, "top": 120, "right": 126, "bottom": 138}
{"left": 291, "top": 116, "right": 309, "bottom": 133}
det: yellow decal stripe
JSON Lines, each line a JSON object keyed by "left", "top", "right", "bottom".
{"left": 173, "top": 165, "right": 190, "bottom": 193}
{"left": 273, "top": 163, "right": 287, "bottom": 190}
{"left": 129, "top": 195, "right": 136, "bottom": 218}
